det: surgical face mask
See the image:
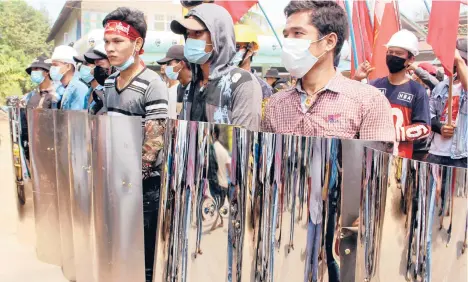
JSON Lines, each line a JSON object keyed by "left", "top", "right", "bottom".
{"left": 184, "top": 38, "right": 212, "bottom": 65}
{"left": 50, "top": 65, "right": 65, "bottom": 81}
{"left": 31, "top": 70, "right": 45, "bottom": 84}
{"left": 79, "top": 65, "right": 95, "bottom": 83}
{"left": 231, "top": 49, "right": 246, "bottom": 66}
{"left": 386, "top": 54, "right": 407, "bottom": 74}
{"left": 166, "top": 62, "right": 181, "bottom": 81}
{"left": 115, "top": 42, "right": 137, "bottom": 71}
{"left": 281, "top": 37, "right": 327, "bottom": 79}
{"left": 94, "top": 66, "right": 111, "bottom": 85}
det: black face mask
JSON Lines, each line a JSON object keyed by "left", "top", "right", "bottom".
{"left": 94, "top": 66, "right": 112, "bottom": 86}
{"left": 386, "top": 54, "right": 407, "bottom": 74}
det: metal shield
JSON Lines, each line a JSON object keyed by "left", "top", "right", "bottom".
{"left": 91, "top": 114, "right": 145, "bottom": 282}
{"left": 229, "top": 131, "right": 343, "bottom": 282}
{"left": 68, "top": 111, "right": 95, "bottom": 282}
{"left": 155, "top": 120, "right": 234, "bottom": 281}
{"left": 356, "top": 147, "right": 468, "bottom": 282}
{"left": 27, "top": 108, "right": 62, "bottom": 266}
{"left": 155, "top": 120, "right": 387, "bottom": 282}
{"left": 53, "top": 110, "right": 76, "bottom": 281}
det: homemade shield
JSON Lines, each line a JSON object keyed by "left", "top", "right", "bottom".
{"left": 154, "top": 120, "right": 233, "bottom": 281}
{"left": 53, "top": 110, "right": 75, "bottom": 281}
{"left": 68, "top": 111, "right": 95, "bottom": 282}
{"left": 356, "top": 147, "right": 468, "bottom": 282}
{"left": 27, "top": 108, "right": 62, "bottom": 266}
{"left": 228, "top": 131, "right": 343, "bottom": 282}
{"left": 154, "top": 120, "right": 386, "bottom": 282}
{"left": 91, "top": 114, "right": 145, "bottom": 282}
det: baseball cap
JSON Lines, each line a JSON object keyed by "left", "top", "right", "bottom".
{"left": 157, "top": 45, "right": 186, "bottom": 65}
{"left": 73, "top": 47, "right": 92, "bottom": 64}
{"left": 84, "top": 43, "right": 107, "bottom": 64}
{"left": 171, "top": 15, "right": 207, "bottom": 35}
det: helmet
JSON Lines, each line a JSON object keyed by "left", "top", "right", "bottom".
{"left": 234, "top": 24, "right": 259, "bottom": 51}
{"left": 385, "top": 29, "right": 419, "bottom": 56}
{"left": 48, "top": 45, "right": 78, "bottom": 67}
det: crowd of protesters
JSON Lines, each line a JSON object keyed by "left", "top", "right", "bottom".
{"left": 5, "top": 1, "right": 467, "bottom": 281}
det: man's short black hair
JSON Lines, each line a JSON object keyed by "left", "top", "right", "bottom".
{"left": 333, "top": 53, "right": 341, "bottom": 67}
{"left": 213, "top": 125, "right": 220, "bottom": 140}
{"left": 103, "top": 7, "right": 148, "bottom": 41}
{"left": 180, "top": 0, "right": 214, "bottom": 8}
{"left": 284, "top": 0, "right": 349, "bottom": 58}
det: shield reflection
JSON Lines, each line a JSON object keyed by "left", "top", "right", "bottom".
{"left": 356, "top": 147, "right": 468, "bottom": 282}
{"left": 155, "top": 120, "right": 367, "bottom": 282}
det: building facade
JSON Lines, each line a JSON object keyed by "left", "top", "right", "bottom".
{"left": 46, "top": 0, "right": 352, "bottom": 73}
{"left": 46, "top": 0, "right": 184, "bottom": 67}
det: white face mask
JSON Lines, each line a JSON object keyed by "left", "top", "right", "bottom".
{"left": 281, "top": 37, "right": 327, "bottom": 79}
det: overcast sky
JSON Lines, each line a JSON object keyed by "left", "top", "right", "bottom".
{"left": 25, "top": 0, "right": 464, "bottom": 27}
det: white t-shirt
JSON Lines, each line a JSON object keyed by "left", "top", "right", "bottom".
{"left": 213, "top": 141, "right": 231, "bottom": 188}
{"left": 429, "top": 83, "right": 462, "bottom": 156}
{"left": 167, "top": 83, "right": 179, "bottom": 119}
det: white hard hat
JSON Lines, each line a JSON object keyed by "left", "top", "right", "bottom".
{"left": 48, "top": 45, "right": 78, "bottom": 67}
{"left": 94, "top": 42, "right": 106, "bottom": 56}
{"left": 385, "top": 29, "right": 419, "bottom": 56}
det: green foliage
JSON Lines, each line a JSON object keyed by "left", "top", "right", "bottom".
{"left": 0, "top": 0, "right": 53, "bottom": 104}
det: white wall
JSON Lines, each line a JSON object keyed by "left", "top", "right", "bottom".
{"left": 53, "top": 9, "right": 80, "bottom": 47}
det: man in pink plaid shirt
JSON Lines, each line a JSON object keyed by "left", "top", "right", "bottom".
{"left": 262, "top": 1, "right": 395, "bottom": 142}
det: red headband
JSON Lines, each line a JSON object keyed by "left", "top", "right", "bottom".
{"left": 105, "top": 20, "right": 145, "bottom": 55}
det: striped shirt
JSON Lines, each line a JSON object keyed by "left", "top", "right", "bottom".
{"left": 105, "top": 67, "right": 168, "bottom": 126}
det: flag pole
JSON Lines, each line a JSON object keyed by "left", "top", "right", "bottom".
{"left": 448, "top": 75, "right": 454, "bottom": 125}
{"left": 344, "top": 0, "right": 360, "bottom": 69}
{"left": 422, "top": 0, "right": 431, "bottom": 14}
{"left": 258, "top": 1, "right": 282, "bottom": 48}
{"left": 366, "top": 0, "right": 374, "bottom": 29}
{"left": 394, "top": 0, "right": 402, "bottom": 30}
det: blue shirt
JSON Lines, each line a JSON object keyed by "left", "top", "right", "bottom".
{"left": 60, "top": 77, "right": 91, "bottom": 110}
{"left": 431, "top": 78, "right": 468, "bottom": 159}
{"left": 371, "top": 78, "right": 431, "bottom": 158}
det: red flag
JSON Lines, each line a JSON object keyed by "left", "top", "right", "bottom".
{"left": 215, "top": 1, "right": 258, "bottom": 23}
{"left": 369, "top": 1, "right": 400, "bottom": 80}
{"left": 351, "top": 0, "right": 373, "bottom": 76}
{"left": 427, "top": 1, "right": 461, "bottom": 76}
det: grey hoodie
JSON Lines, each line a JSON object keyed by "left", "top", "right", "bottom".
{"left": 180, "top": 4, "right": 262, "bottom": 131}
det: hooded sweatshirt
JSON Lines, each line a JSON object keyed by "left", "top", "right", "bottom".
{"left": 179, "top": 4, "right": 262, "bottom": 131}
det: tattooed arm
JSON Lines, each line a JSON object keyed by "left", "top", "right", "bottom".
{"left": 142, "top": 77, "right": 170, "bottom": 179}
{"left": 142, "top": 119, "right": 166, "bottom": 179}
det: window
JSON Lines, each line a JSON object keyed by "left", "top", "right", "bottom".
{"left": 166, "top": 15, "right": 177, "bottom": 31}
{"left": 96, "top": 13, "right": 106, "bottom": 29}
{"left": 153, "top": 14, "right": 166, "bottom": 31}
